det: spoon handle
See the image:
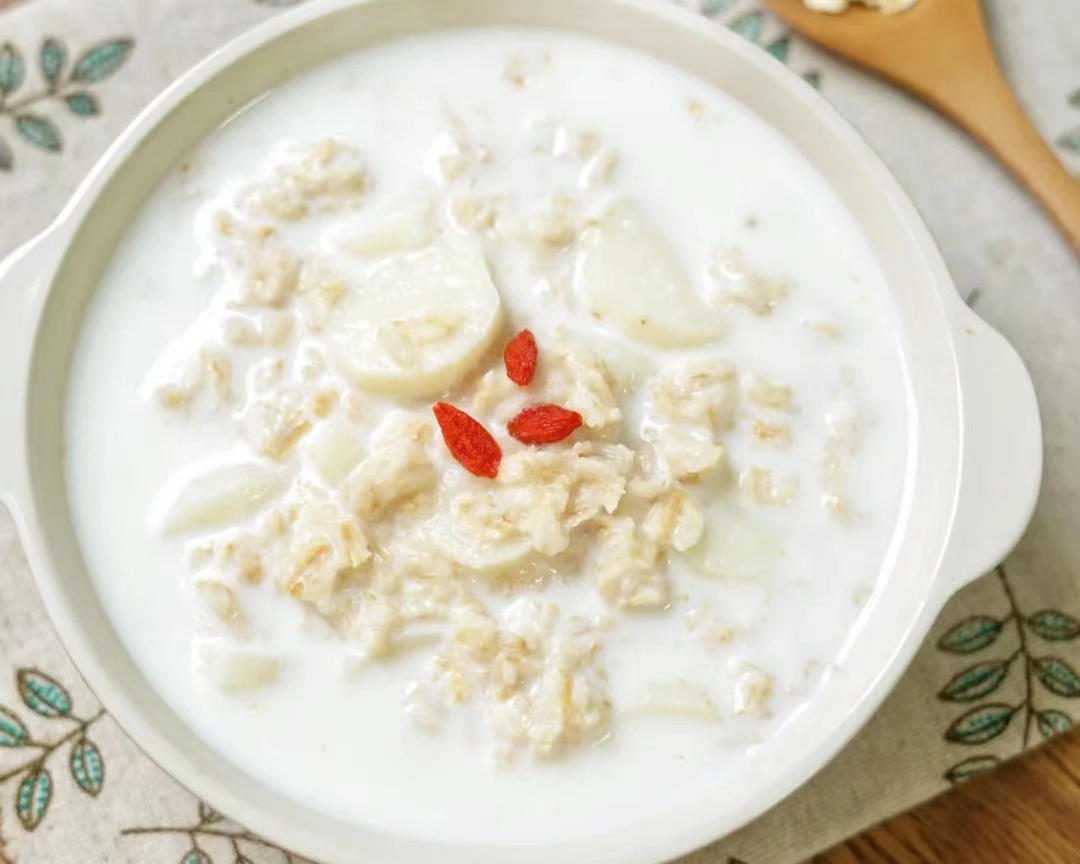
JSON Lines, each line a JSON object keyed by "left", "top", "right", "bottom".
{"left": 876, "top": 3, "right": 1080, "bottom": 255}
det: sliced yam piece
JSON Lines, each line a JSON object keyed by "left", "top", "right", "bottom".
{"left": 447, "top": 532, "right": 532, "bottom": 574}
{"left": 329, "top": 241, "right": 503, "bottom": 397}
{"left": 430, "top": 510, "right": 533, "bottom": 574}
{"left": 575, "top": 201, "right": 719, "bottom": 348}
{"left": 328, "top": 198, "right": 435, "bottom": 258}
{"left": 154, "top": 461, "right": 288, "bottom": 535}
{"left": 301, "top": 415, "right": 366, "bottom": 486}
{"left": 428, "top": 483, "right": 534, "bottom": 574}
{"left": 194, "top": 639, "right": 282, "bottom": 693}
{"left": 632, "top": 680, "right": 721, "bottom": 722}
{"left": 691, "top": 505, "right": 783, "bottom": 581}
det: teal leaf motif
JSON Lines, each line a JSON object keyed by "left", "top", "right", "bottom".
{"left": 1031, "top": 656, "right": 1080, "bottom": 697}
{"left": 0, "top": 136, "right": 11, "bottom": 171}
{"left": 69, "top": 737, "right": 105, "bottom": 796}
{"left": 0, "top": 43, "right": 25, "bottom": 96}
{"left": 15, "top": 115, "right": 62, "bottom": 152}
{"left": 71, "top": 38, "right": 134, "bottom": 83}
{"left": 803, "top": 71, "right": 822, "bottom": 90}
{"left": 0, "top": 707, "right": 28, "bottom": 747}
{"left": 702, "top": 0, "right": 737, "bottom": 16}
{"left": 944, "top": 755, "right": 1000, "bottom": 784}
{"left": 765, "top": 36, "right": 790, "bottom": 63}
{"left": 64, "top": 92, "right": 100, "bottom": 117}
{"left": 1070, "top": 89, "right": 1080, "bottom": 110}
{"left": 17, "top": 669, "right": 72, "bottom": 717}
{"left": 729, "top": 11, "right": 763, "bottom": 42}
{"left": 937, "top": 616, "right": 1003, "bottom": 654}
{"left": 39, "top": 38, "right": 68, "bottom": 86}
{"left": 945, "top": 703, "right": 1017, "bottom": 745}
{"left": 16, "top": 767, "right": 51, "bottom": 830}
{"left": 939, "top": 660, "right": 1010, "bottom": 703}
{"left": 181, "top": 848, "right": 211, "bottom": 864}
{"left": 1027, "top": 610, "right": 1080, "bottom": 641}
{"left": 1058, "top": 128, "right": 1080, "bottom": 154}
{"left": 198, "top": 801, "right": 223, "bottom": 823}
{"left": 1037, "top": 709, "right": 1072, "bottom": 739}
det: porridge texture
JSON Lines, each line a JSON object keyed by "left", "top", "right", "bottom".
{"left": 66, "top": 29, "right": 910, "bottom": 842}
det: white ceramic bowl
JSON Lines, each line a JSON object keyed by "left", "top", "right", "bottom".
{"left": 0, "top": 1, "right": 1042, "bottom": 862}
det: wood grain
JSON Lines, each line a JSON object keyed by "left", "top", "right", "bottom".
{"left": 813, "top": 728, "right": 1080, "bottom": 864}
{"left": 762, "top": 0, "right": 1080, "bottom": 256}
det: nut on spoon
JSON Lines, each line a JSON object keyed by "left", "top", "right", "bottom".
{"left": 761, "top": 0, "right": 1080, "bottom": 256}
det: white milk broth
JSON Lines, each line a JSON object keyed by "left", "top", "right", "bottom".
{"left": 66, "top": 28, "right": 910, "bottom": 843}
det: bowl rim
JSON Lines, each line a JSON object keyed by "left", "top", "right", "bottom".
{"left": 3, "top": 0, "right": 1011, "bottom": 862}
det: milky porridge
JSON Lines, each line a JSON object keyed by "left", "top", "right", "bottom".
{"left": 66, "top": 28, "right": 910, "bottom": 842}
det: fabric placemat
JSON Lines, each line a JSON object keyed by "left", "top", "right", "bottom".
{"left": 0, "top": 1, "right": 1077, "bottom": 862}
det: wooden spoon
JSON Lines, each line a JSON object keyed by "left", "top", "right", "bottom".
{"left": 761, "top": 0, "right": 1080, "bottom": 256}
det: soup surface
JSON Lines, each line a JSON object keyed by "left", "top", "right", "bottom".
{"left": 66, "top": 27, "right": 910, "bottom": 842}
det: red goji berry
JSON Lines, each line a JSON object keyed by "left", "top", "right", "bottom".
{"left": 507, "top": 404, "right": 583, "bottom": 445}
{"left": 504, "top": 328, "right": 538, "bottom": 386}
{"left": 433, "top": 402, "right": 502, "bottom": 478}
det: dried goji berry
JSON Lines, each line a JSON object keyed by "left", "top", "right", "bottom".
{"left": 504, "top": 328, "right": 538, "bottom": 386}
{"left": 433, "top": 402, "right": 502, "bottom": 478}
{"left": 507, "top": 404, "right": 583, "bottom": 445}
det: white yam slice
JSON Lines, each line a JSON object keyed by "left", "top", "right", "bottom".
{"left": 328, "top": 198, "right": 435, "bottom": 258}
{"left": 429, "top": 486, "right": 533, "bottom": 574}
{"left": 633, "top": 680, "right": 721, "bottom": 722}
{"left": 432, "top": 515, "right": 533, "bottom": 575}
{"left": 692, "top": 505, "right": 783, "bottom": 581}
{"left": 194, "top": 639, "right": 282, "bottom": 693}
{"left": 575, "top": 201, "right": 718, "bottom": 348}
{"left": 301, "top": 416, "right": 365, "bottom": 486}
{"left": 154, "top": 462, "right": 287, "bottom": 535}
{"left": 329, "top": 241, "right": 502, "bottom": 397}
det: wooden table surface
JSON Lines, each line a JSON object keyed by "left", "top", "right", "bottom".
{"left": 812, "top": 728, "right": 1080, "bottom": 863}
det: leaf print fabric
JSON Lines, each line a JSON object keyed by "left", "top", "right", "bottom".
{"left": 0, "top": 35, "right": 133, "bottom": 169}
{"left": 70, "top": 39, "right": 133, "bottom": 82}
{"left": 0, "top": 667, "right": 107, "bottom": 846}
{"left": 939, "top": 567, "right": 1077, "bottom": 784}
{"left": 0, "top": 44, "right": 25, "bottom": 95}
{"left": 1057, "top": 89, "right": 1080, "bottom": 155}
{"left": 943, "top": 755, "right": 1001, "bottom": 784}
{"left": 68, "top": 736, "right": 104, "bottom": 796}
{"left": 938, "top": 659, "right": 1013, "bottom": 703}
{"left": 1037, "top": 709, "right": 1072, "bottom": 739}
{"left": 1027, "top": 610, "right": 1080, "bottom": 641}
{"left": 945, "top": 703, "right": 1019, "bottom": 745}
{"left": 16, "top": 670, "right": 71, "bottom": 718}
{"left": 39, "top": 38, "right": 66, "bottom": 84}
{"left": 938, "top": 615, "right": 1004, "bottom": 654}
{"left": 0, "top": 709, "right": 28, "bottom": 748}
{"left": 15, "top": 768, "right": 50, "bottom": 831}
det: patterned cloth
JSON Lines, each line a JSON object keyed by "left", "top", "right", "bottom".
{"left": 0, "top": 1, "right": 1077, "bottom": 862}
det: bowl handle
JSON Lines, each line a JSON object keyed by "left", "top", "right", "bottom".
{"left": 938, "top": 304, "right": 1042, "bottom": 596}
{"left": 0, "top": 227, "right": 61, "bottom": 504}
